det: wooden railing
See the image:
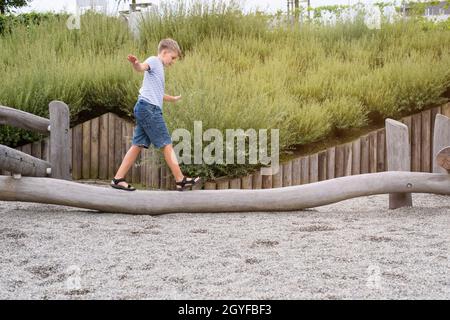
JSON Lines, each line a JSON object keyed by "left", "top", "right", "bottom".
{"left": 0, "top": 101, "right": 71, "bottom": 180}
{"left": 2, "top": 102, "right": 449, "bottom": 190}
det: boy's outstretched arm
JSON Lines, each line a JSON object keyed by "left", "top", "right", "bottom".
{"left": 127, "top": 54, "right": 149, "bottom": 72}
{"left": 164, "top": 95, "right": 182, "bottom": 103}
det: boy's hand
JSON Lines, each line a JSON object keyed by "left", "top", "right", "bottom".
{"left": 127, "top": 54, "right": 139, "bottom": 65}
{"left": 173, "top": 95, "right": 182, "bottom": 102}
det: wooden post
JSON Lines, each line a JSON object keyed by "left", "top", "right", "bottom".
{"left": 432, "top": 114, "right": 450, "bottom": 174}
{"left": 385, "top": 119, "right": 412, "bottom": 209}
{"left": 49, "top": 101, "right": 71, "bottom": 180}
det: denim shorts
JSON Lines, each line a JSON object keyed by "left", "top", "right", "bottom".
{"left": 131, "top": 98, "right": 172, "bottom": 149}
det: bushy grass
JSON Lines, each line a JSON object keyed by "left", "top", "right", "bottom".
{"left": 1, "top": 1, "right": 450, "bottom": 179}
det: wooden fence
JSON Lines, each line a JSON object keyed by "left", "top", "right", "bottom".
{"left": 3, "top": 102, "right": 450, "bottom": 190}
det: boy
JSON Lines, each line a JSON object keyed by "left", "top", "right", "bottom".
{"left": 111, "top": 38, "right": 200, "bottom": 192}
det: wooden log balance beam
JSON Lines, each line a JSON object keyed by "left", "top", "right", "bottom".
{"left": 0, "top": 145, "right": 51, "bottom": 177}
{"left": 0, "top": 171, "right": 449, "bottom": 215}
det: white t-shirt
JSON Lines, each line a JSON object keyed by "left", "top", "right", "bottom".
{"left": 138, "top": 56, "right": 165, "bottom": 108}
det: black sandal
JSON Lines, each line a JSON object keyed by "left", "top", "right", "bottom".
{"left": 175, "top": 176, "right": 201, "bottom": 191}
{"left": 111, "top": 177, "right": 136, "bottom": 191}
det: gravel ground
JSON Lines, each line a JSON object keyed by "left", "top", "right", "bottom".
{"left": 0, "top": 192, "right": 448, "bottom": 300}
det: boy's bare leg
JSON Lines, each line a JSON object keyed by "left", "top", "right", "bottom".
{"left": 114, "top": 145, "right": 142, "bottom": 187}
{"left": 162, "top": 144, "right": 184, "bottom": 182}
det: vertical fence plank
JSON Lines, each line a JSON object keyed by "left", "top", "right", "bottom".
{"left": 71, "top": 124, "right": 82, "bottom": 180}
{"left": 360, "top": 135, "right": 370, "bottom": 174}
{"left": 252, "top": 170, "right": 262, "bottom": 189}
{"left": 262, "top": 170, "right": 272, "bottom": 189}
{"left": 31, "top": 141, "right": 42, "bottom": 159}
{"left": 68, "top": 128, "right": 73, "bottom": 177}
{"left": 114, "top": 115, "right": 122, "bottom": 174}
{"left": 369, "top": 132, "right": 377, "bottom": 173}
{"left": 292, "top": 158, "right": 301, "bottom": 185}
{"left": 421, "top": 109, "right": 431, "bottom": 173}
{"left": 108, "top": 113, "right": 116, "bottom": 179}
{"left": 90, "top": 117, "right": 99, "bottom": 179}
{"left": 376, "top": 129, "right": 386, "bottom": 172}
{"left": 335, "top": 145, "right": 344, "bottom": 178}
{"left": 327, "top": 147, "right": 335, "bottom": 179}
{"left": 352, "top": 139, "right": 361, "bottom": 175}
{"left": 216, "top": 178, "right": 230, "bottom": 189}
{"left": 121, "top": 121, "right": 130, "bottom": 181}
{"left": 318, "top": 151, "right": 327, "bottom": 181}
{"left": 42, "top": 138, "right": 50, "bottom": 162}
{"left": 343, "top": 142, "right": 352, "bottom": 176}
{"left": 411, "top": 113, "right": 422, "bottom": 172}
{"left": 300, "top": 156, "right": 309, "bottom": 184}
{"left": 124, "top": 122, "right": 134, "bottom": 182}
{"left": 441, "top": 102, "right": 450, "bottom": 118}
{"left": 272, "top": 165, "right": 283, "bottom": 188}
{"left": 309, "top": 153, "right": 318, "bottom": 183}
{"left": 229, "top": 178, "right": 241, "bottom": 189}
{"left": 82, "top": 121, "right": 91, "bottom": 179}
{"left": 204, "top": 181, "right": 217, "bottom": 190}
{"left": 22, "top": 143, "right": 31, "bottom": 155}
{"left": 241, "top": 175, "right": 252, "bottom": 189}
{"left": 282, "top": 161, "right": 292, "bottom": 187}
{"left": 151, "top": 148, "right": 160, "bottom": 189}
{"left": 98, "top": 114, "right": 109, "bottom": 180}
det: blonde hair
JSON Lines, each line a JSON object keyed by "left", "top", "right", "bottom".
{"left": 158, "top": 38, "right": 182, "bottom": 57}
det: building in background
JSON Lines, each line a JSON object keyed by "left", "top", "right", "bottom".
{"left": 401, "top": 1, "right": 450, "bottom": 21}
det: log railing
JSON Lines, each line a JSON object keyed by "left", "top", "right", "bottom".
{"left": 0, "top": 101, "right": 71, "bottom": 180}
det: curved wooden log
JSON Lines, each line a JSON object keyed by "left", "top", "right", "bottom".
{"left": 436, "top": 146, "right": 450, "bottom": 172}
{"left": 0, "top": 105, "right": 50, "bottom": 134}
{"left": 0, "top": 145, "right": 51, "bottom": 177}
{"left": 0, "top": 172, "right": 449, "bottom": 215}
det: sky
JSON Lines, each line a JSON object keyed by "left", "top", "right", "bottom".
{"left": 17, "top": 0, "right": 402, "bottom": 14}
